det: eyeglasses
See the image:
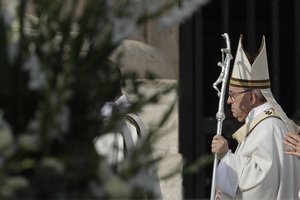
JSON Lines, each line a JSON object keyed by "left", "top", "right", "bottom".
{"left": 228, "top": 89, "right": 252, "bottom": 101}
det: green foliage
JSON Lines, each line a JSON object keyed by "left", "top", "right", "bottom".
{"left": 0, "top": 0, "right": 210, "bottom": 199}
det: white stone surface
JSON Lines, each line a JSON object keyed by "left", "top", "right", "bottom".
{"left": 110, "top": 40, "right": 177, "bottom": 79}
{"left": 125, "top": 79, "right": 182, "bottom": 200}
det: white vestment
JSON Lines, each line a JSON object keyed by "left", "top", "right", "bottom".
{"left": 217, "top": 103, "right": 300, "bottom": 200}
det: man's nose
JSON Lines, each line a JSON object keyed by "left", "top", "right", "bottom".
{"left": 227, "top": 96, "right": 233, "bottom": 104}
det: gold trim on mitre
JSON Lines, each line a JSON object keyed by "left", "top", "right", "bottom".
{"left": 229, "top": 35, "right": 271, "bottom": 89}
{"left": 229, "top": 77, "right": 271, "bottom": 89}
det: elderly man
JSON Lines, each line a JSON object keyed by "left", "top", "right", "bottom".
{"left": 211, "top": 35, "right": 300, "bottom": 200}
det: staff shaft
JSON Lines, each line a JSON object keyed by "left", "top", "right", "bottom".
{"left": 210, "top": 33, "right": 232, "bottom": 200}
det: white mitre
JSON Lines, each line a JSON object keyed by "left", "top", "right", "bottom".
{"left": 230, "top": 34, "right": 299, "bottom": 132}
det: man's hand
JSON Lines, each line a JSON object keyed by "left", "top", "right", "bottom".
{"left": 283, "top": 132, "right": 300, "bottom": 159}
{"left": 215, "top": 189, "right": 222, "bottom": 200}
{"left": 211, "top": 135, "right": 229, "bottom": 160}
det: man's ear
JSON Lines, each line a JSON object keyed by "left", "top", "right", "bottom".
{"left": 249, "top": 91, "right": 257, "bottom": 105}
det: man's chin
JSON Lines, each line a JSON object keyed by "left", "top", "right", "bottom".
{"left": 232, "top": 112, "right": 237, "bottom": 118}
{"left": 232, "top": 114, "right": 243, "bottom": 122}
{"left": 237, "top": 118, "right": 244, "bottom": 122}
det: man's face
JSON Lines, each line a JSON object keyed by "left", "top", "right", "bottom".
{"left": 227, "top": 86, "right": 253, "bottom": 122}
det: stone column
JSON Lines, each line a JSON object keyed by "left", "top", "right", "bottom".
{"left": 116, "top": 21, "right": 181, "bottom": 199}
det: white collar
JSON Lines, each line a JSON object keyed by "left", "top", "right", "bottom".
{"left": 245, "top": 102, "right": 273, "bottom": 123}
